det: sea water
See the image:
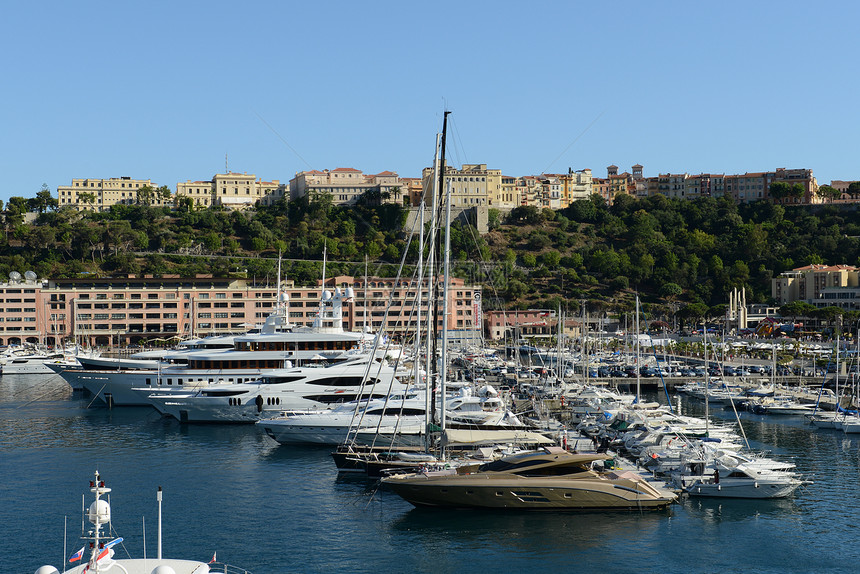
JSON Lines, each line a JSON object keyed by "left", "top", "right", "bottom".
{"left": 1, "top": 375, "right": 859, "bottom": 574}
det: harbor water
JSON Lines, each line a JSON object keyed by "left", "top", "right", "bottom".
{"left": 3, "top": 374, "right": 860, "bottom": 573}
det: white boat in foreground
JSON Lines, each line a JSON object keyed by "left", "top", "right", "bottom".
{"left": 36, "top": 470, "right": 247, "bottom": 574}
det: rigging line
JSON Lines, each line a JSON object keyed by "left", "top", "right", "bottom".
{"left": 539, "top": 109, "right": 606, "bottom": 175}
{"left": 346, "top": 198, "right": 427, "bottom": 447}
{"left": 449, "top": 116, "right": 468, "bottom": 168}
{"left": 253, "top": 111, "right": 314, "bottom": 171}
{"left": 457, "top": 218, "right": 508, "bottom": 323}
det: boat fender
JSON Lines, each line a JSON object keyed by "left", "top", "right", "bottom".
{"left": 755, "top": 482, "right": 759, "bottom": 488}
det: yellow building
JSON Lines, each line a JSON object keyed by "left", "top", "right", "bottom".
{"left": 290, "top": 168, "right": 405, "bottom": 206}
{"left": 772, "top": 264, "right": 860, "bottom": 304}
{"left": 176, "top": 172, "right": 283, "bottom": 210}
{"left": 420, "top": 164, "right": 500, "bottom": 208}
{"left": 560, "top": 169, "right": 593, "bottom": 207}
{"left": 57, "top": 177, "right": 170, "bottom": 212}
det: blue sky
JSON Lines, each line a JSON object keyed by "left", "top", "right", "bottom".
{"left": 2, "top": 1, "right": 857, "bottom": 204}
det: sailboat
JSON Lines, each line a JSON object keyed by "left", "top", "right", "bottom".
{"left": 331, "top": 113, "right": 543, "bottom": 476}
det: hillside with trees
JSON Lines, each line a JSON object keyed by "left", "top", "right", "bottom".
{"left": 3, "top": 188, "right": 860, "bottom": 326}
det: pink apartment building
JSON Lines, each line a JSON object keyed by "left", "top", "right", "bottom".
{"left": 0, "top": 274, "right": 481, "bottom": 348}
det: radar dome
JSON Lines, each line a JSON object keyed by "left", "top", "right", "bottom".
{"left": 24, "top": 270, "right": 37, "bottom": 281}
{"left": 321, "top": 290, "right": 332, "bottom": 301}
{"left": 279, "top": 293, "right": 290, "bottom": 302}
{"left": 35, "top": 567, "right": 60, "bottom": 574}
{"left": 88, "top": 499, "right": 111, "bottom": 525}
{"left": 345, "top": 287, "right": 355, "bottom": 298}
{"left": 150, "top": 566, "right": 177, "bottom": 574}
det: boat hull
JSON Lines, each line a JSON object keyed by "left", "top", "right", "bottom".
{"left": 681, "top": 477, "right": 802, "bottom": 499}
{"left": 382, "top": 474, "right": 676, "bottom": 510}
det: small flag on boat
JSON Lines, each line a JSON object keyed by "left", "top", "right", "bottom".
{"left": 69, "top": 546, "right": 85, "bottom": 562}
{"left": 209, "top": 552, "right": 217, "bottom": 563}
{"left": 96, "top": 547, "right": 109, "bottom": 561}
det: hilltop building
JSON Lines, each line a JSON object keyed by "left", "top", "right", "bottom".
{"left": 57, "top": 177, "right": 171, "bottom": 211}
{"left": 289, "top": 168, "right": 406, "bottom": 206}
{"left": 175, "top": 172, "right": 284, "bottom": 209}
{"left": 420, "top": 164, "right": 502, "bottom": 208}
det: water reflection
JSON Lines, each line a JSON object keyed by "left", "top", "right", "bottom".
{"left": 679, "top": 495, "right": 801, "bottom": 523}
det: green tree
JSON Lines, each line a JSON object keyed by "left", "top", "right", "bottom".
{"left": 156, "top": 185, "right": 173, "bottom": 204}
{"left": 768, "top": 182, "right": 791, "bottom": 203}
{"left": 817, "top": 185, "right": 842, "bottom": 203}
{"left": 30, "top": 184, "right": 58, "bottom": 213}
{"left": 779, "top": 300, "right": 816, "bottom": 323}
{"left": 660, "top": 282, "right": 683, "bottom": 300}
{"left": 137, "top": 185, "right": 155, "bottom": 206}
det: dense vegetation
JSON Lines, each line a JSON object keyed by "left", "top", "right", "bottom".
{"left": 3, "top": 188, "right": 860, "bottom": 324}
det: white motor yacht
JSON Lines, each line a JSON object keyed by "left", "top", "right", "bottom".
{"left": 61, "top": 287, "right": 393, "bottom": 406}
{"left": 672, "top": 449, "right": 809, "bottom": 499}
{"left": 147, "top": 356, "right": 408, "bottom": 423}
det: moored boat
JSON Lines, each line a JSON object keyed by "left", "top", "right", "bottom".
{"left": 381, "top": 446, "right": 677, "bottom": 510}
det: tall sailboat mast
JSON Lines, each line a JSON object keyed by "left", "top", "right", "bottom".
{"left": 430, "top": 111, "right": 450, "bottom": 426}
{"left": 440, "top": 175, "right": 453, "bottom": 436}
{"left": 421, "top": 133, "right": 439, "bottom": 451}
{"left": 635, "top": 295, "right": 641, "bottom": 403}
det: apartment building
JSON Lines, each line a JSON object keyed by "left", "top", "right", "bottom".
{"left": 175, "top": 172, "right": 284, "bottom": 209}
{"left": 561, "top": 169, "right": 593, "bottom": 206}
{"left": 684, "top": 173, "right": 726, "bottom": 199}
{"left": 420, "top": 164, "right": 501, "bottom": 208}
{"left": 328, "top": 275, "right": 480, "bottom": 336}
{"left": 57, "top": 177, "right": 170, "bottom": 211}
{"left": 657, "top": 173, "right": 688, "bottom": 199}
{"left": 401, "top": 177, "right": 424, "bottom": 207}
{"left": 0, "top": 273, "right": 481, "bottom": 348}
{"left": 725, "top": 168, "right": 819, "bottom": 204}
{"left": 499, "top": 176, "right": 526, "bottom": 207}
{"left": 772, "top": 264, "right": 860, "bottom": 305}
{"left": 483, "top": 309, "right": 581, "bottom": 341}
{"left": 289, "top": 168, "right": 406, "bottom": 206}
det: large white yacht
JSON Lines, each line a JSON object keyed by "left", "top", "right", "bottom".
{"left": 58, "top": 286, "right": 391, "bottom": 406}
{"left": 147, "top": 355, "right": 407, "bottom": 423}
